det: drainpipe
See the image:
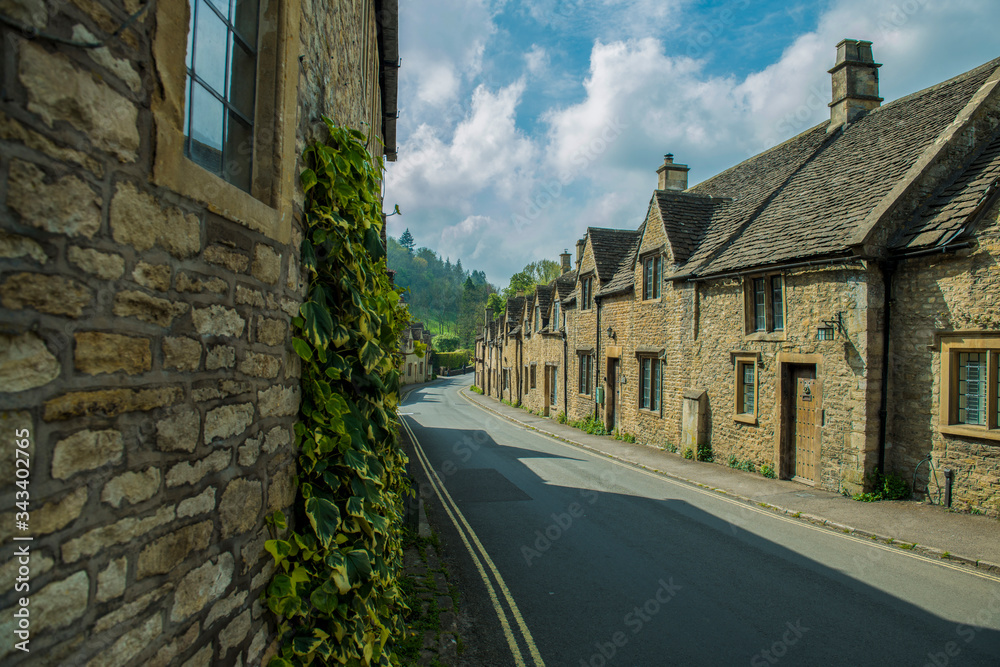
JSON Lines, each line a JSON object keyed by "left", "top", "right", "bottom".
{"left": 518, "top": 332, "right": 523, "bottom": 405}
{"left": 596, "top": 296, "right": 602, "bottom": 421}
{"left": 562, "top": 327, "right": 568, "bottom": 416}
{"left": 876, "top": 260, "right": 896, "bottom": 475}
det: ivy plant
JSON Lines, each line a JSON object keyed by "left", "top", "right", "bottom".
{"left": 265, "top": 119, "right": 411, "bottom": 667}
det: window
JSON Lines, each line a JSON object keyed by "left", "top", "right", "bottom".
{"left": 639, "top": 357, "right": 660, "bottom": 411}
{"left": 185, "top": 0, "right": 258, "bottom": 191}
{"left": 535, "top": 305, "right": 540, "bottom": 332}
{"left": 578, "top": 354, "right": 593, "bottom": 395}
{"left": 643, "top": 255, "right": 662, "bottom": 300}
{"left": 407, "top": 363, "right": 412, "bottom": 376}
{"left": 503, "top": 369, "right": 510, "bottom": 391}
{"left": 940, "top": 337, "right": 999, "bottom": 440}
{"left": 732, "top": 353, "right": 759, "bottom": 424}
{"left": 550, "top": 367, "right": 558, "bottom": 405}
{"left": 553, "top": 300, "right": 561, "bottom": 330}
{"left": 419, "top": 361, "right": 423, "bottom": 375}
{"left": 524, "top": 365, "right": 529, "bottom": 393}
{"left": 746, "top": 274, "right": 785, "bottom": 334}
{"left": 581, "top": 277, "right": 593, "bottom": 310}
{"left": 152, "top": 0, "right": 301, "bottom": 240}
{"left": 530, "top": 364, "right": 537, "bottom": 389}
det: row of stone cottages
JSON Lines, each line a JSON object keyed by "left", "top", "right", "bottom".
{"left": 475, "top": 40, "right": 1000, "bottom": 515}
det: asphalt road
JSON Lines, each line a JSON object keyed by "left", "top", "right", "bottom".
{"left": 401, "top": 376, "right": 1000, "bottom": 667}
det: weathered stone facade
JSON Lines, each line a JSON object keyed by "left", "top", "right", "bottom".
{"left": 477, "top": 41, "right": 1000, "bottom": 515}
{"left": 400, "top": 321, "right": 433, "bottom": 385}
{"left": 0, "top": 0, "right": 397, "bottom": 664}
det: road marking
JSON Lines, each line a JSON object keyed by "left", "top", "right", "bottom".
{"left": 458, "top": 387, "right": 1000, "bottom": 585}
{"left": 400, "top": 415, "right": 547, "bottom": 667}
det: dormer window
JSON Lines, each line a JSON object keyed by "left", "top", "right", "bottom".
{"left": 581, "top": 277, "right": 593, "bottom": 310}
{"left": 553, "top": 300, "right": 561, "bottom": 329}
{"left": 643, "top": 255, "right": 662, "bottom": 300}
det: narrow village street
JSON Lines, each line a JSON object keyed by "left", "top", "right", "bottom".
{"left": 401, "top": 376, "right": 1000, "bottom": 667}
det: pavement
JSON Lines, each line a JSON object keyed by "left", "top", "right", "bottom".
{"left": 460, "top": 384, "right": 1000, "bottom": 575}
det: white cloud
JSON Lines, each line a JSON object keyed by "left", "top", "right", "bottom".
{"left": 524, "top": 45, "right": 548, "bottom": 76}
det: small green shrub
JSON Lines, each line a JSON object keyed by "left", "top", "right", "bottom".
{"left": 852, "top": 471, "right": 910, "bottom": 502}
{"left": 470, "top": 385, "right": 484, "bottom": 395}
{"left": 760, "top": 463, "right": 776, "bottom": 478}
{"left": 663, "top": 442, "right": 678, "bottom": 453}
{"left": 569, "top": 413, "right": 607, "bottom": 435}
{"left": 557, "top": 411, "right": 567, "bottom": 424}
{"left": 613, "top": 429, "right": 636, "bottom": 443}
{"left": 727, "top": 454, "right": 755, "bottom": 473}
{"left": 682, "top": 448, "right": 694, "bottom": 460}
{"left": 696, "top": 444, "right": 713, "bottom": 462}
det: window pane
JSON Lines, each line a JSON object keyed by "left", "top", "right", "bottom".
{"left": 194, "top": 0, "right": 228, "bottom": 94}
{"left": 742, "top": 363, "right": 755, "bottom": 414}
{"left": 207, "top": 0, "right": 230, "bottom": 16}
{"left": 229, "top": 38, "right": 256, "bottom": 119}
{"left": 771, "top": 276, "right": 784, "bottom": 330}
{"left": 225, "top": 112, "right": 253, "bottom": 192}
{"left": 957, "top": 352, "right": 986, "bottom": 425}
{"left": 233, "top": 0, "right": 259, "bottom": 43}
{"left": 753, "top": 278, "right": 766, "bottom": 331}
{"left": 653, "top": 361, "right": 660, "bottom": 411}
{"left": 642, "top": 359, "right": 651, "bottom": 409}
{"left": 189, "top": 82, "right": 224, "bottom": 174}
{"left": 644, "top": 259, "right": 652, "bottom": 299}
{"left": 655, "top": 257, "right": 661, "bottom": 298}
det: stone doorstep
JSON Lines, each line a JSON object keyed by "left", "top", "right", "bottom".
{"left": 460, "top": 388, "right": 1000, "bottom": 577}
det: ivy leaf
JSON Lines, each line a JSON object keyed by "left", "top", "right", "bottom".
{"left": 345, "top": 549, "right": 372, "bottom": 585}
{"left": 293, "top": 634, "right": 323, "bottom": 657}
{"left": 300, "top": 168, "right": 318, "bottom": 193}
{"left": 301, "top": 238, "right": 318, "bottom": 274}
{"left": 300, "top": 301, "right": 333, "bottom": 349}
{"left": 310, "top": 580, "right": 339, "bottom": 615}
{"left": 291, "top": 338, "right": 313, "bottom": 362}
{"left": 305, "top": 497, "right": 341, "bottom": 548}
{"left": 268, "top": 658, "right": 295, "bottom": 667}
{"left": 359, "top": 341, "right": 383, "bottom": 373}
{"left": 265, "top": 539, "right": 292, "bottom": 565}
{"left": 268, "top": 573, "right": 293, "bottom": 598}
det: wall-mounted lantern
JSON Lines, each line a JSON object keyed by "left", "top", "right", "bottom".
{"left": 606, "top": 326, "right": 616, "bottom": 341}
{"left": 818, "top": 312, "right": 845, "bottom": 341}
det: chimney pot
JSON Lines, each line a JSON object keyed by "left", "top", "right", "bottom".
{"left": 828, "top": 39, "right": 882, "bottom": 132}
{"left": 657, "top": 153, "right": 689, "bottom": 191}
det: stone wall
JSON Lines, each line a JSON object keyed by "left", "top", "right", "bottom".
{"left": 0, "top": 0, "right": 388, "bottom": 664}
{"left": 889, "top": 197, "right": 1000, "bottom": 515}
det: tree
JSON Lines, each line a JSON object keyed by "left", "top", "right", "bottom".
{"left": 486, "top": 293, "right": 505, "bottom": 320}
{"left": 399, "top": 228, "right": 415, "bottom": 253}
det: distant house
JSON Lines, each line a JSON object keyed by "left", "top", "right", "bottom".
{"left": 400, "top": 322, "right": 433, "bottom": 384}
{"left": 479, "top": 40, "right": 1000, "bottom": 515}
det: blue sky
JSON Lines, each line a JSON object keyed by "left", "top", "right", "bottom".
{"left": 385, "top": 0, "right": 1000, "bottom": 286}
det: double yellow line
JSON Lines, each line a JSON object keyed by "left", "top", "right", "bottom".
{"left": 399, "top": 415, "right": 546, "bottom": 666}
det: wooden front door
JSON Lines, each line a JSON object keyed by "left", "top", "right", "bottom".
{"left": 549, "top": 367, "right": 558, "bottom": 411}
{"left": 606, "top": 359, "right": 618, "bottom": 430}
{"left": 789, "top": 366, "right": 822, "bottom": 484}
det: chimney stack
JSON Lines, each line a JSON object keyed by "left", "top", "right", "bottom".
{"left": 828, "top": 39, "right": 882, "bottom": 132}
{"left": 576, "top": 237, "right": 586, "bottom": 268}
{"left": 560, "top": 249, "right": 571, "bottom": 275}
{"left": 657, "top": 154, "right": 689, "bottom": 191}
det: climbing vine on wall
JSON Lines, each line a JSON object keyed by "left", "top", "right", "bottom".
{"left": 265, "top": 119, "right": 410, "bottom": 667}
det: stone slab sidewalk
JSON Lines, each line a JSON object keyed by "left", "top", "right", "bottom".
{"left": 462, "top": 387, "right": 1000, "bottom": 575}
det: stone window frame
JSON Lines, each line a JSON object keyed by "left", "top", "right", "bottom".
{"left": 939, "top": 334, "right": 1000, "bottom": 443}
{"left": 580, "top": 274, "right": 595, "bottom": 311}
{"left": 151, "top": 0, "right": 300, "bottom": 244}
{"left": 743, "top": 273, "right": 786, "bottom": 340}
{"left": 640, "top": 250, "right": 663, "bottom": 302}
{"left": 577, "top": 352, "right": 593, "bottom": 396}
{"left": 637, "top": 354, "right": 662, "bottom": 415}
{"left": 732, "top": 351, "right": 760, "bottom": 425}
{"left": 530, "top": 363, "right": 537, "bottom": 389}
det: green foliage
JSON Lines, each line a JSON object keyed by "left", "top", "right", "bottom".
{"left": 501, "top": 260, "right": 562, "bottom": 300}
{"left": 412, "top": 340, "right": 427, "bottom": 359}
{"left": 470, "top": 385, "right": 484, "bottom": 395}
{"left": 727, "top": 454, "right": 756, "bottom": 473}
{"left": 556, "top": 411, "right": 567, "bottom": 424}
{"left": 759, "top": 463, "right": 777, "bottom": 478}
{"left": 696, "top": 444, "right": 713, "bottom": 462}
{"left": 398, "top": 228, "right": 415, "bottom": 253}
{"left": 266, "top": 120, "right": 410, "bottom": 667}
{"left": 433, "top": 334, "right": 460, "bottom": 352}
{"left": 682, "top": 448, "right": 694, "bottom": 460}
{"left": 486, "top": 293, "right": 505, "bottom": 321}
{"left": 501, "top": 398, "right": 521, "bottom": 408}
{"left": 852, "top": 471, "right": 910, "bottom": 502}
{"left": 663, "top": 442, "right": 678, "bottom": 453}
{"left": 569, "top": 413, "right": 607, "bottom": 435}
{"left": 434, "top": 350, "right": 472, "bottom": 370}
{"left": 613, "top": 430, "right": 636, "bottom": 443}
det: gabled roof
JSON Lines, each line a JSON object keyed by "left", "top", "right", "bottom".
{"left": 654, "top": 191, "right": 727, "bottom": 265}
{"left": 598, "top": 221, "right": 645, "bottom": 297}
{"left": 554, "top": 270, "right": 577, "bottom": 304}
{"left": 893, "top": 130, "right": 1000, "bottom": 250}
{"left": 534, "top": 284, "right": 553, "bottom": 323}
{"left": 588, "top": 227, "right": 640, "bottom": 282}
{"left": 672, "top": 56, "right": 1000, "bottom": 278}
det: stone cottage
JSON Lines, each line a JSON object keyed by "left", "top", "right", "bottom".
{"left": 477, "top": 40, "right": 1000, "bottom": 515}
{"left": 399, "top": 321, "right": 433, "bottom": 384}
{"left": 0, "top": 0, "right": 397, "bottom": 664}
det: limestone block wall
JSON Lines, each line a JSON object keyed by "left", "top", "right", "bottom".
{"left": 0, "top": 0, "right": 387, "bottom": 664}
{"left": 521, "top": 332, "right": 566, "bottom": 416}
{"left": 889, "top": 199, "right": 1000, "bottom": 515}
